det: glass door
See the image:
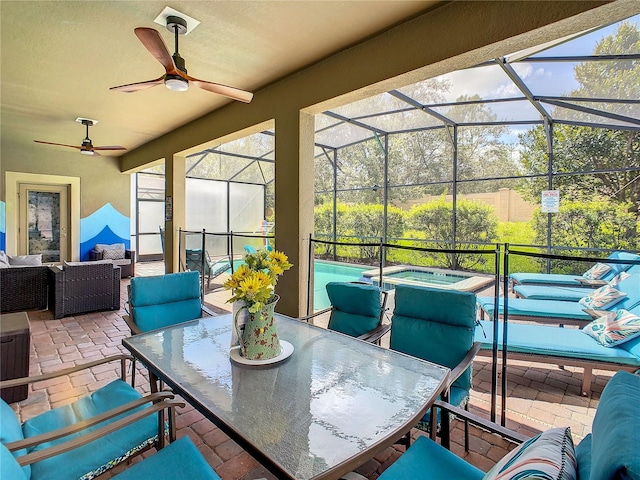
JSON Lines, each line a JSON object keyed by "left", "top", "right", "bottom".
{"left": 19, "top": 184, "right": 69, "bottom": 263}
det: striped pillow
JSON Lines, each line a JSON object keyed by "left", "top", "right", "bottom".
{"left": 609, "top": 271, "right": 631, "bottom": 286}
{"left": 583, "top": 309, "right": 640, "bottom": 347}
{"left": 483, "top": 427, "right": 577, "bottom": 480}
{"left": 583, "top": 262, "right": 611, "bottom": 280}
{"left": 578, "top": 284, "right": 626, "bottom": 310}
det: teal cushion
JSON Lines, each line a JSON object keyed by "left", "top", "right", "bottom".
{"left": 391, "top": 285, "right": 476, "bottom": 392}
{"left": 378, "top": 435, "right": 484, "bottom": 480}
{"left": 1, "top": 399, "right": 30, "bottom": 478}
{"left": 112, "top": 437, "right": 220, "bottom": 480}
{"left": 590, "top": 371, "right": 640, "bottom": 480}
{"left": 575, "top": 434, "right": 591, "bottom": 480}
{"left": 0, "top": 443, "right": 28, "bottom": 480}
{"left": 23, "top": 379, "right": 160, "bottom": 480}
{"left": 606, "top": 252, "right": 640, "bottom": 276}
{"left": 326, "top": 282, "right": 381, "bottom": 337}
{"left": 130, "top": 271, "right": 203, "bottom": 332}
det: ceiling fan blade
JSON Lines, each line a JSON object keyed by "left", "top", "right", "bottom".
{"left": 187, "top": 76, "right": 253, "bottom": 103}
{"left": 34, "top": 140, "right": 81, "bottom": 149}
{"left": 135, "top": 27, "right": 176, "bottom": 73}
{"left": 109, "top": 76, "right": 165, "bottom": 93}
{"left": 93, "top": 146, "right": 127, "bottom": 151}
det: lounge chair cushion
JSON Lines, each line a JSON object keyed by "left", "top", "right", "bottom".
{"left": 482, "top": 427, "right": 576, "bottom": 480}
{"left": 22, "top": 379, "right": 160, "bottom": 480}
{"left": 583, "top": 262, "right": 611, "bottom": 279}
{"left": 583, "top": 309, "right": 640, "bottom": 347}
{"left": 377, "top": 435, "right": 485, "bottom": 480}
{"left": 326, "top": 282, "right": 381, "bottom": 337}
{"left": 475, "top": 320, "right": 640, "bottom": 366}
{"left": 112, "top": 437, "right": 220, "bottom": 480}
{"left": 130, "top": 271, "right": 202, "bottom": 332}
{"left": 1, "top": 399, "right": 30, "bottom": 478}
{"left": 590, "top": 370, "right": 640, "bottom": 480}
{"left": 578, "top": 284, "right": 626, "bottom": 309}
{"left": 575, "top": 434, "right": 592, "bottom": 480}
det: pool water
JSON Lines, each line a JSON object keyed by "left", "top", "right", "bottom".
{"left": 227, "top": 259, "right": 368, "bottom": 311}
{"left": 385, "top": 269, "right": 465, "bottom": 285}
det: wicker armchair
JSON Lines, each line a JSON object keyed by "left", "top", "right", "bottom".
{"left": 48, "top": 261, "right": 121, "bottom": 319}
{"left": 0, "top": 266, "right": 49, "bottom": 313}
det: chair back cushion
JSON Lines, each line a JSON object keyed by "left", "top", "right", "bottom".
{"left": 1, "top": 443, "right": 28, "bottom": 480}
{"left": 607, "top": 273, "right": 640, "bottom": 311}
{"left": 326, "top": 282, "right": 381, "bottom": 337}
{"left": 605, "top": 251, "right": 640, "bottom": 277}
{"left": 589, "top": 370, "right": 640, "bottom": 480}
{"left": 23, "top": 379, "right": 160, "bottom": 480}
{"left": 130, "top": 271, "right": 202, "bottom": 332}
{"left": 390, "top": 285, "right": 476, "bottom": 391}
{"left": 1, "top": 399, "right": 30, "bottom": 478}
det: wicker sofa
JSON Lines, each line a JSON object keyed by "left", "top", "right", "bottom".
{"left": 48, "top": 261, "right": 121, "bottom": 319}
{"left": 0, "top": 266, "right": 49, "bottom": 313}
{"left": 89, "top": 246, "right": 135, "bottom": 278}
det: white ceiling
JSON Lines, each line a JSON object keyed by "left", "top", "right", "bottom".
{"left": 0, "top": 1, "right": 441, "bottom": 158}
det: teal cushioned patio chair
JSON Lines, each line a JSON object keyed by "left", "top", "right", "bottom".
{"left": 513, "top": 262, "right": 640, "bottom": 302}
{"left": 185, "top": 248, "right": 231, "bottom": 289}
{"left": 375, "top": 370, "right": 640, "bottom": 480}
{"left": 301, "top": 282, "right": 390, "bottom": 344}
{"left": 124, "top": 271, "right": 215, "bottom": 335}
{"left": 1, "top": 425, "right": 219, "bottom": 480}
{"left": 0, "top": 355, "right": 180, "bottom": 480}
{"left": 478, "top": 273, "right": 640, "bottom": 327}
{"left": 389, "top": 284, "right": 481, "bottom": 451}
{"left": 509, "top": 251, "right": 639, "bottom": 288}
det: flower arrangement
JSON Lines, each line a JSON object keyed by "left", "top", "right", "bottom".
{"left": 223, "top": 249, "right": 293, "bottom": 313}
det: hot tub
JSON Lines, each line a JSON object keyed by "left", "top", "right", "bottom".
{"left": 361, "top": 265, "right": 494, "bottom": 293}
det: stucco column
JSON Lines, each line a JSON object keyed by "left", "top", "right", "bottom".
{"left": 274, "top": 111, "right": 315, "bottom": 317}
{"left": 164, "top": 154, "right": 186, "bottom": 273}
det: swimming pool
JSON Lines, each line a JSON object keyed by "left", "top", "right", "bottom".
{"left": 362, "top": 265, "right": 494, "bottom": 293}
{"left": 228, "top": 259, "right": 369, "bottom": 310}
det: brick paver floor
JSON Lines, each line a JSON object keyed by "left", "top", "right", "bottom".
{"left": 7, "top": 261, "right": 614, "bottom": 479}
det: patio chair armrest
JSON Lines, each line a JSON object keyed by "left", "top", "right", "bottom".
{"left": 88, "top": 249, "right": 103, "bottom": 261}
{"left": 5, "top": 391, "right": 175, "bottom": 452}
{"left": 357, "top": 323, "right": 391, "bottom": 343}
{"left": 10, "top": 398, "right": 185, "bottom": 467}
{"left": 122, "top": 314, "right": 143, "bottom": 335}
{"left": 448, "top": 342, "right": 482, "bottom": 385}
{"left": 201, "top": 304, "right": 217, "bottom": 317}
{"left": 0, "top": 354, "right": 135, "bottom": 389}
{"left": 433, "top": 399, "right": 528, "bottom": 444}
{"left": 299, "top": 307, "right": 332, "bottom": 324}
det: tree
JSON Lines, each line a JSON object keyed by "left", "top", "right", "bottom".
{"left": 518, "top": 22, "right": 640, "bottom": 213}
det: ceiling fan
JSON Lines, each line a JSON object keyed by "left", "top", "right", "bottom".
{"left": 110, "top": 16, "right": 253, "bottom": 103}
{"left": 34, "top": 118, "right": 126, "bottom": 156}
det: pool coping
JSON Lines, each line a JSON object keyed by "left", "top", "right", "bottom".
{"left": 361, "top": 265, "right": 495, "bottom": 293}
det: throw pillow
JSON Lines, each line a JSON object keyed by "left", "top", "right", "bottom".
{"left": 0, "top": 251, "right": 9, "bottom": 268}
{"left": 8, "top": 254, "right": 42, "bottom": 266}
{"left": 578, "top": 284, "right": 626, "bottom": 310}
{"left": 482, "top": 427, "right": 577, "bottom": 480}
{"left": 95, "top": 243, "right": 125, "bottom": 260}
{"left": 583, "top": 309, "right": 640, "bottom": 347}
{"left": 583, "top": 262, "right": 611, "bottom": 280}
{"left": 609, "top": 271, "right": 631, "bottom": 286}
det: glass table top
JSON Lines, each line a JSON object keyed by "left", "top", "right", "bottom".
{"left": 123, "top": 314, "right": 449, "bottom": 480}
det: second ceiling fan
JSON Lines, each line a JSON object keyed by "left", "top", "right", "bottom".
{"left": 110, "top": 16, "right": 253, "bottom": 103}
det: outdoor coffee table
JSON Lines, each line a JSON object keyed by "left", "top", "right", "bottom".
{"left": 122, "top": 313, "right": 450, "bottom": 480}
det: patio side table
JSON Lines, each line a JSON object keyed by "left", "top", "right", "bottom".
{"left": 0, "top": 312, "right": 30, "bottom": 403}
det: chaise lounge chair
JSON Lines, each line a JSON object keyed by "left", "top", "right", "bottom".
{"left": 513, "top": 262, "right": 640, "bottom": 302}
{"left": 509, "top": 251, "right": 640, "bottom": 288}
{"left": 477, "top": 273, "right": 640, "bottom": 327}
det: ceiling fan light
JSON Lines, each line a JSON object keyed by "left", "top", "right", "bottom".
{"left": 80, "top": 149, "right": 95, "bottom": 156}
{"left": 165, "top": 77, "right": 188, "bottom": 92}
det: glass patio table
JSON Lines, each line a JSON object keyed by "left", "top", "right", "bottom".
{"left": 122, "top": 313, "right": 450, "bottom": 480}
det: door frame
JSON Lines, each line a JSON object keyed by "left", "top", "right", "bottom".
{"left": 5, "top": 172, "right": 80, "bottom": 261}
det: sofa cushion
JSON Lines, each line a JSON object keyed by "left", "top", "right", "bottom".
{"left": 0, "top": 399, "right": 30, "bottom": 478}
{"left": 0, "top": 251, "right": 9, "bottom": 268}
{"left": 0, "top": 443, "right": 28, "bottom": 480}
{"left": 578, "top": 284, "right": 626, "bottom": 310}
{"left": 575, "top": 434, "right": 591, "bottom": 480}
{"left": 482, "top": 427, "right": 577, "bottom": 480}
{"left": 96, "top": 243, "right": 125, "bottom": 260}
{"left": 583, "top": 309, "right": 640, "bottom": 347}
{"left": 590, "top": 371, "right": 640, "bottom": 480}
{"left": 583, "top": 262, "right": 611, "bottom": 280}
{"left": 8, "top": 254, "right": 42, "bottom": 266}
